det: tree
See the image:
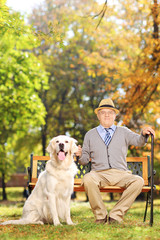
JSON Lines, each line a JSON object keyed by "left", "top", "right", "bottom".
{"left": 28, "top": 0, "right": 123, "bottom": 151}
{"left": 2, "top": 0, "right": 158, "bottom": 188}
{"left": 113, "top": 0, "right": 160, "bottom": 127}
{"left": 0, "top": 1, "right": 48, "bottom": 200}
{"left": 112, "top": 0, "right": 159, "bottom": 163}
{"left": 29, "top": 0, "right": 159, "bottom": 173}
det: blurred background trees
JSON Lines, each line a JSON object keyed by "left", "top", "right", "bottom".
{"left": 0, "top": 0, "right": 159, "bottom": 199}
{"left": 0, "top": 1, "right": 48, "bottom": 199}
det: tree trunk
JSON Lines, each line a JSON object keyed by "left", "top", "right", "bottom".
{"left": 152, "top": 0, "right": 159, "bottom": 67}
{"left": 153, "top": 0, "right": 159, "bottom": 40}
{"left": 41, "top": 124, "right": 47, "bottom": 156}
{"left": 2, "top": 172, "right": 7, "bottom": 200}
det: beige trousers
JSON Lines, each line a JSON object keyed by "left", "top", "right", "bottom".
{"left": 82, "top": 169, "right": 144, "bottom": 222}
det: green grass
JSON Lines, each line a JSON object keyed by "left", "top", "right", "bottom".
{"left": 0, "top": 187, "right": 25, "bottom": 202}
{"left": 0, "top": 188, "right": 160, "bottom": 240}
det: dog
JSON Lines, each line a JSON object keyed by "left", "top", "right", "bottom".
{"left": 1, "top": 135, "right": 78, "bottom": 226}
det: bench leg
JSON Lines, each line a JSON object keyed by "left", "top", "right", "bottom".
{"left": 143, "top": 190, "right": 153, "bottom": 226}
{"left": 143, "top": 192, "right": 149, "bottom": 222}
{"left": 27, "top": 183, "right": 32, "bottom": 196}
{"left": 150, "top": 187, "right": 154, "bottom": 226}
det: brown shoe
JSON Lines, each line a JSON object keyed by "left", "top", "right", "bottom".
{"left": 95, "top": 215, "right": 107, "bottom": 224}
{"left": 108, "top": 217, "right": 119, "bottom": 224}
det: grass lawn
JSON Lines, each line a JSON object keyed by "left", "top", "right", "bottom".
{"left": 0, "top": 188, "right": 160, "bottom": 240}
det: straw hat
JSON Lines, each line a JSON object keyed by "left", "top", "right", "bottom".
{"left": 94, "top": 98, "right": 119, "bottom": 115}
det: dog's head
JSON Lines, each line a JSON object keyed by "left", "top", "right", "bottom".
{"left": 46, "top": 135, "right": 78, "bottom": 164}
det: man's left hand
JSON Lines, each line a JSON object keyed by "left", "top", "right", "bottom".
{"left": 142, "top": 127, "right": 155, "bottom": 137}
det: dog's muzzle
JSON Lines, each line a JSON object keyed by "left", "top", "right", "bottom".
{"left": 57, "top": 143, "right": 68, "bottom": 161}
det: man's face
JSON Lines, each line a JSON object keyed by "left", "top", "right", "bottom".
{"left": 97, "top": 109, "right": 116, "bottom": 128}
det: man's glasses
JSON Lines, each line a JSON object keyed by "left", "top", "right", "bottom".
{"left": 99, "top": 110, "right": 115, "bottom": 116}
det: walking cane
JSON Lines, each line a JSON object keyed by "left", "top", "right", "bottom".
{"left": 150, "top": 133, "right": 154, "bottom": 226}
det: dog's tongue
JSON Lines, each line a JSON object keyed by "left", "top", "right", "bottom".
{"left": 58, "top": 151, "right": 66, "bottom": 161}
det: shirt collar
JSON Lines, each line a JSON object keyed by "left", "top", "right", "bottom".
{"left": 100, "top": 124, "right": 116, "bottom": 132}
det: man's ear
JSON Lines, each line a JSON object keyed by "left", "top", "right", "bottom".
{"left": 97, "top": 111, "right": 100, "bottom": 121}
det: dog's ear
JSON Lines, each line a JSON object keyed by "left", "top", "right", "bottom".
{"left": 46, "top": 142, "right": 53, "bottom": 153}
{"left": 46, "top": 139, "right": 55, "bottom": 153}
{"left": 70, "top": 138, "right": 78, "bottom": 154}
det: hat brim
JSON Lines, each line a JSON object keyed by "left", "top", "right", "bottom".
{"left": 94, "top": 106, "right": 119, "bottom": 115}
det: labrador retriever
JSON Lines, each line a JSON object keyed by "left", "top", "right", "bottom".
{"left": 1, "top": 135, "right": 78, "bottom": 226}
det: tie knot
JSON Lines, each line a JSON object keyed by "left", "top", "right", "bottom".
{"left": 105, "top": 128, "right": 112, "bottom": 132}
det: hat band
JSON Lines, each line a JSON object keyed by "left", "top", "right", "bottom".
{"left": 99, "top": 104, "right": 116, "bottom": 109}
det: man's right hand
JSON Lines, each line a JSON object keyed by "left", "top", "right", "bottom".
{"left": 76, "top": 145, "right": 82, "bottom": 157}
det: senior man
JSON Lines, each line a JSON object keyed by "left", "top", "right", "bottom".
{"left": 76, "top": 98, "right": 155, "bottom": 224}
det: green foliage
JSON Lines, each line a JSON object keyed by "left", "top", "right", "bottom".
{"left": 28, "top": 0, "right": 123, "bottom": 145}
{"left": 28, "top": 0, "right": 160, "bottom": 148}
{"left": 0, "top": 1, "right": 49, "bottom": 183}
{"left": 0, "top": 0, "right": 159, "bottom": 188}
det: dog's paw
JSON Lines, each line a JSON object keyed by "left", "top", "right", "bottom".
{"left": 54, "top": 220, "right": 62, "bottom": 226}
{"left": 69, "top": 222, "right": 76, "bottom": 225}
{"left": 66, "top": 220, "right": 76, "bottom": 225}
{"left": 54, "top": 222, "right": 62, "bottom": 226}
{"left": 37, "top": 221, "right": 44, "bottom": 225}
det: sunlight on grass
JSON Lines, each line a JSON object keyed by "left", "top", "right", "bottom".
{"left": 0, "top": 187, "right": 25, "bottom": 202}
{"left": 0, "top": 188, "right": 160, "bottom": 240}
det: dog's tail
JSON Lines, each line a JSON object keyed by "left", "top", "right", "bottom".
{"left": 0, "top": 218, "right": 44, "bottom": 225}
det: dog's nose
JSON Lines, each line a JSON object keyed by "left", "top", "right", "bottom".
{"left": 59, "top": 143, "right": 64, "bottom": 150}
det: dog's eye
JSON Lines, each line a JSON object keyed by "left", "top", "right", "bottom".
{"left": 56, "top": 140, "right": 59, "bottom": 143}
{"left": 65, "top": 141, "right": 69, "bottom": 143}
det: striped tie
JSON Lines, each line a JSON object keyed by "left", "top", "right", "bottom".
{"left": 104, "top": 129, "right": 111, "bottom": 146}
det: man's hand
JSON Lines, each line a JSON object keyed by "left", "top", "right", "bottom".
{"left": 76, "top": 145, "right": 82, "bottom": 157}
{"left": 142, "top": 127, "right": 155, "bottom": 137}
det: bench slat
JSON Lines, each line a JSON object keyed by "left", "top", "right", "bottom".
{"left": 28, "top": 155, "right": 151, "bottom": 193}
{"left": 73, "top": 185, "right": 151, "bottom": 193}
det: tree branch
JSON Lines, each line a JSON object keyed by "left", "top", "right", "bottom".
{"left": 93, "top": 0, "right": 108, "bottom": 29}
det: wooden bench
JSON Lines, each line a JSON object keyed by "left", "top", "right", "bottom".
{"left": 27, "top": 135, "right": 155, "bottom": 226}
